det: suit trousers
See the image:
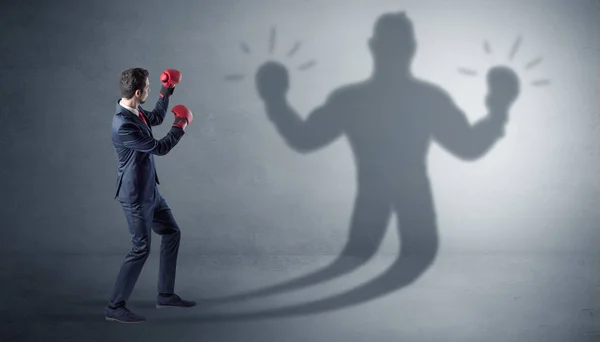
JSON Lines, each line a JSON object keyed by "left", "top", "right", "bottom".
{"left": 108, "top": 186, "right": 181, "bottom": 308}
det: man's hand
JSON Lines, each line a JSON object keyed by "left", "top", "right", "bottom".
{"left": 160, "top": 69, "right": 182, "bottom": 98}
{"left": 172, "top": 104, "right": 193, "bottom": 130}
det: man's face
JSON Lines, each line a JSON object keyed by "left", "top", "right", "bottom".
{"left": 137, "top": 77, "right": 150, "bottom": 104}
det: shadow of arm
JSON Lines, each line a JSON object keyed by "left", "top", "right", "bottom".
{"left": 430, "top": 91, "right": 508, "bottom": 161}
{"left": 264, "top": 94, "right": 344, "bottom": 153}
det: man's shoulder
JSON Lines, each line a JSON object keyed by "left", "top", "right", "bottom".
{"left": 111, "top": 111, "right": 137, "bottom": 131}
{"left": 113, "top": 108, "right": 136, "bottom": 120}
{"left": 112, "top": 112, "right": 126, "bottom": 124}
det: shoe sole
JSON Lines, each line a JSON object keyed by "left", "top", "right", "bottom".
{"left": 105, "top": 316, "right": 145, "bottom": 323}
{"left": 156, "top": 304, "right": 196, "bottom": 309}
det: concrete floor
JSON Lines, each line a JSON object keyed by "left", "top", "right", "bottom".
{"left": 2, "top": 252, "right": 598, "bottom": 342}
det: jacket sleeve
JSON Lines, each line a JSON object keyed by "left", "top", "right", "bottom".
{"left": 118, "top": 122, "right": 185, "bottom": 156}
{"left": 140, "top": 96, "right": 169, "bottom": 126}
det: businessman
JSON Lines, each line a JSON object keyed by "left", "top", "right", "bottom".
{"left": 105, "top": 67, "right": 196, "bottom": 323}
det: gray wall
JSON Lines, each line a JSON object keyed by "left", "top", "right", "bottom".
{"left": 1, "top": 0, "right": 599, "bottom": 341}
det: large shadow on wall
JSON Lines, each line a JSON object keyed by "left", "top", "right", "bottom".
{"left": 202, "top": 11, "right": 521, "bottom": 320}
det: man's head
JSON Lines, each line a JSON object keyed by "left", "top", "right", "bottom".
{"left": 369, "top": 12, "right": 416, "bottom": 76}
{"left": 120, "top": 68, "right": 150, "bottom": 104}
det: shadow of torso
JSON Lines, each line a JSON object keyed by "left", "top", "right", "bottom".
{"left": 336, "top": 78, "right": 443, "bottom": 199}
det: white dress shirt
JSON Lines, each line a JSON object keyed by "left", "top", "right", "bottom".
{"left": 119, "top": 100, "right": 140, "bottom": 117}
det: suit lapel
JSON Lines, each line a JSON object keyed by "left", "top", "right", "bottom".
{"left": 116, "top": 100, "right": 153, "bottom": 136}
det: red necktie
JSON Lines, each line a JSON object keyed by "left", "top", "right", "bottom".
{"left": 138, "top": 110, "right": 149, "bottom": 127}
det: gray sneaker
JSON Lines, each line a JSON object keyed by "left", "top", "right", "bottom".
{"left": 104, "top": 305, "right": 146, "bottom": 323}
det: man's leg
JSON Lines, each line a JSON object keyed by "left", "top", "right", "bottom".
{"left": 151, "top": 191, "right": 180, "bottom": 294}
{"left": 151, "top": 189, "right": 196, "bottom": 308}
{"left": 108, "top": 200, "right": 154, "bottom": 308}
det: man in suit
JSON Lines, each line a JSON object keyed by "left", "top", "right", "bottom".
{"left": 105, "top": 67, "right": 196, "bottom": 323}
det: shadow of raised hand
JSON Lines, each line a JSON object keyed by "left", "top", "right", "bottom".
{"left": 485, "top": 66, "right": 520, "bottom": 117}
{"left": 256, "top": 61, "right": 289, "bottom": 103}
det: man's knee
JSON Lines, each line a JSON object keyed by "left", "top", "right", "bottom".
{"left": 130, "top": 241, "right": 151, "bottom": 259}
{"left": 165, "top": 226, "right": 181, "bottom": 238}
{"left": 156, "top": 226, "right": 180, "bottom": 242}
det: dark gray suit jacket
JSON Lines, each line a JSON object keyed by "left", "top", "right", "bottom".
{"left": 111, "top": 96, "right": 185, "bottom": 203}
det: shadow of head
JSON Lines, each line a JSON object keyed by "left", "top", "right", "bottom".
{"left": 368, "top": 11, "right": 416, "bottom": 75}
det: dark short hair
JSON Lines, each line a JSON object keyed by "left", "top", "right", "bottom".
{"left": 120, "top": 67, "right": 149, "bottom": 99}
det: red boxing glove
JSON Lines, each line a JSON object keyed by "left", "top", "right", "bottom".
{"left": 172, "top": 104, "right": 193, "bottom": 130}
{"left": 159, "top": 69, "right": 182, "bottom": 98}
